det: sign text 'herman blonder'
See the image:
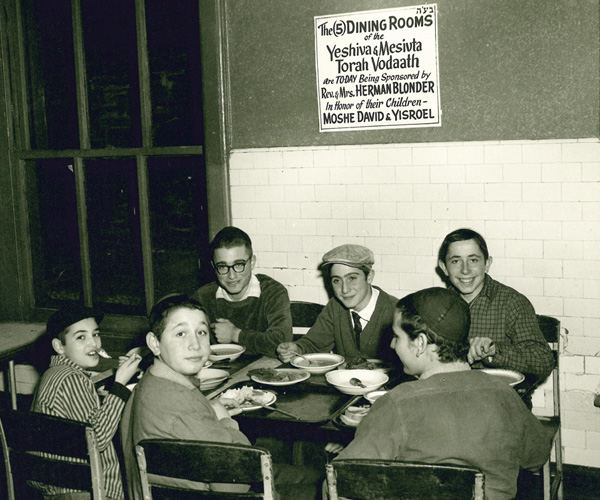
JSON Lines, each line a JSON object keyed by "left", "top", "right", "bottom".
{"left": 315, "top": 5, "right": 441, "bottom": 132}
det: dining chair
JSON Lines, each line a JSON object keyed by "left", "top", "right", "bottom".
{"left": 326, "top": 458, "right": 484, "bottom": 500}
{"left": 135, "top": 439, "right": 276, "bottom": 500}
{"left": 535, "top": 314, "right": 567, "bottom": 500}
{"left": 290, "top": 301, "right": 324, "bottom": 338}
{"left": 0, "top": 409, "right": 105, "bottom": 500}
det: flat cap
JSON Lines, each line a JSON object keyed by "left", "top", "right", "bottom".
{"left": 46, "top": 303, "right": 104, "bottom": 339}
{"left": 322, "top": 244, "right": 375, "bottom": 269}
{"left": 409, "top": 287, "right": 470, "bottom": 343}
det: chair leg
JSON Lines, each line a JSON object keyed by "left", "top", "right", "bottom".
{"left": 543, "top": 459, "right": 551, "bottom": 500}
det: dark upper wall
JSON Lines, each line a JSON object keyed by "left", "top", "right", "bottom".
{"left": 225, "top": 0, "right": 600, "bottom": 149}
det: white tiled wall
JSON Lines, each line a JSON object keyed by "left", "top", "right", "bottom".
{"left": 229, "top": 138, "right": 600, "bottom": 468}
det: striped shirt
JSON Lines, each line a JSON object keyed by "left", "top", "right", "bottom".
{"left": 31, "top": 354, "right": 131, "bottom": 499}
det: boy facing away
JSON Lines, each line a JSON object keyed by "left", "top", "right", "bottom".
{"left": 329, "top": 287, "right": 553, "bottom": 500}
{"left": 31, "top": 303, "right": 142, "bottom": 500}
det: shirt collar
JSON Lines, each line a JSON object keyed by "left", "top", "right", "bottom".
{"left": 148, "top": 357, "right": 201, "bottom": 390}
{"left": 419, "top": 361, "right": 471, "bottom": 380}
{"left": 50, "top": 354, "right": 94, "bottom": 379}
{"left": 216, "top": 274, "right": 261, "bottom": 302}
{"left": 469, "top": 274, "right": 494, "bottom": 306}
{"left": 351, "top": 286, "right": 379, "bottom": 322}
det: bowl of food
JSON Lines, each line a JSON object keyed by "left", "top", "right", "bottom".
{"left": 326, "top": 369, "right": 388, "bottom": 395}
{"left": 209, "top": 344, "right": 246, "bottom": 362}
{"left": 290, "top": 353, "right": 345, "bottom": 374}
{"left": 196, "top": 368, "right": 229, "bottom": 390}
{"left": 364, "top": 390, "right": 388, "bottom": 404}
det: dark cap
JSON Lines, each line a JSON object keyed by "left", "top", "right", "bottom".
{"left": 46, "top": 303, "right": 104, "bottom": 339}
{"left": 410, "top": 287, "right": 470, "bottom": 342}
{"left": 322, "top": 244, "right": 375, "bottom": 269}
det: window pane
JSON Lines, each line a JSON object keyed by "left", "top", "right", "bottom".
{"left": 146, "top": 0, "right": 204, "bottom": 146}
{"left": 27, "top": 160, "right": 83, "bottom": 307}
{"left": 86, "top": 159, "right": 145, "bottom": 314}
{"left": 22, "top": 0, "right": 79, "bottom": 149}
{"left": 81, "top": 0, "right": 141, "bottom": 148}
{"left": 148, "top": 157, "right": 210, "bottom": 299}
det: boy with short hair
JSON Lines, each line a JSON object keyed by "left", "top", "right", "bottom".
{"left": 31, "top": 303, "right": 142, "bottom": 500}
{"left": 331, "top": 287, "right": 553, "bottom": 500}
{"left": 120, "top": 294, "right": 320, "bottom": 500}
{"left": 193, "top": 226, "right": 293, "bottom": 358}
{"left": 277, "top": 244, "right": 397, "bottom": 362}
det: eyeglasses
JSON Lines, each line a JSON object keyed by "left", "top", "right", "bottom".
{"left": 213, "top": 258, "right": 250, "bottom": 275}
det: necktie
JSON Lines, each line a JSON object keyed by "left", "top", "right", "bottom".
{"left": 352, "top": 311, "right": 363, "bottom": 349}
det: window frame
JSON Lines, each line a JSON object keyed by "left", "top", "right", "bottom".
{"left": 0, "top": 0, "right": 230, "bottom": 325}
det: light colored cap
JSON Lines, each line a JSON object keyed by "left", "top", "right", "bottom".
{"left": 322, "top": 244, "right": 375, "bottom": 269}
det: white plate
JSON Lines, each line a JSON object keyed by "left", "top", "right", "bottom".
{"left": 250, "top": 368, "right": 310, "bottom": 386}
{"left": 220, "top": 388, "right": 277, "bottom": 412}
{"left": 480, "top": 369, "right": 525, "bottom": 387}
{"left": 197, "top": 368, "right": 229, "bottom": 390}
{"left": 240, "top": 390, "right": 277, "bottom": 411}
{"left": 209, "top": 344, "right": 246, "bottom": 362}
{"left": 290, "top": 353, "right": 345, "bottom": 374}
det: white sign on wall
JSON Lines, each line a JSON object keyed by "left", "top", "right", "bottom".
{"left": 315, "top": 5, "right": 441, "bottom": 132}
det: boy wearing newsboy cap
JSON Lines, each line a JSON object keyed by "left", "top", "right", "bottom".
{"left": 31, "top": 303, "right": 141, "bottom": 500}
{"left": 331, "top": 287, "right": 553, "bottom": 500}
{"left": 277, "top": 244, "right": 397, "bottom": 362}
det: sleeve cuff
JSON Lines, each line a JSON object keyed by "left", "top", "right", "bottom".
{"left": 109, "top": 381, "right": 132, "bottom": 403}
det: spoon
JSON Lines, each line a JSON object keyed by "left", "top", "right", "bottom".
{"left": 350, "top": 377, "right": 366, "bottom": 388}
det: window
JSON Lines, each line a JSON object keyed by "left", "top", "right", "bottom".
{"left": 9, "top": 0, "right": 215, "bottom": 316}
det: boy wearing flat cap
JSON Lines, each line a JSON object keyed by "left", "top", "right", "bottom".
{"left": 31, "top": 303, "right": 142, "bottom": 500}
{"left": 331, "top": 287, "right": 553, "bottom": 500}
{"left": 277, "top": 244, "right": 397, "bottom": 362}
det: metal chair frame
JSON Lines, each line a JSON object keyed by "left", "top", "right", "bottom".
{"left": 135, "top": 439, "right": 276, "bottom": 500}
{"left": 326, "top": 458, "right": 484, "bottom": 500}
{"left": 536, "top": 314, "right": 566, "bottom": 500}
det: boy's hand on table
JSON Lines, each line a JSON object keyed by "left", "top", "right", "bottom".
{"left": 277, "top": 342, "right": 301, "bottom": 362}
{"left": 114, "top": 353, "right": 142, "bottom": 386}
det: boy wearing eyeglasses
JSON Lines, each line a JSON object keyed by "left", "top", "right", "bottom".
{"left": 192, "top": 226, "right": 292, "bottom": 358}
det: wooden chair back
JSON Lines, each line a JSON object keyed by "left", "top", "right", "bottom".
{"left": 135, "top": 439, "right": 276, "bottom": 500}
{"left": 536, "top": 314, "right": 566, "bottom": 500}
{"left": 290, "top": 301, "right": 324, "bottom": 339}
{"left": 326, "top": 459, "right": 484, "bottom": 500}
{"left": 0, "top": 409, "right": 104, "bottom": 500}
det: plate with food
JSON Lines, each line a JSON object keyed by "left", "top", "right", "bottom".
{"left": 344, "top": 357, "right": 393, "bottom": 373}
{"left": 248, "top": 367, "right": 310, "bottom": 386}
{"left": 219, "top": 385, "right": 277, "bottom": 411}
{"left": 480, "top": 369, "right": 525, "bottom": 387}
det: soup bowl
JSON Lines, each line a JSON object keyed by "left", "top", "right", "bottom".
{"left": 326, "top": 369, "right": 388, "bottom": 395}
{"left": 290, "top": 353, "right": 344, "bottom": 374}
{"left": 209, "top": 344, "right": 246, "bottom": 362}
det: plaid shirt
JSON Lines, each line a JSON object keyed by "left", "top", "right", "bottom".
{"left": 468, "top": 275, "right": 555, "bottom": 379}
{"left": 31, "top": 354, "right": 130, "bottom": 499}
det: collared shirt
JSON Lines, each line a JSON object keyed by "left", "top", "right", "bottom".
{"left": 216, "top": 274, "right": 261, "bottom": 302}
{"left": 468, "top": 274, "right": 555, "bottom": 379}
{"left": 350, "top": 286, "right": 379, "bottom": 331}
{"left": 31, "top": 354, "right": 130, "bottom": 499}
{"left": 419, "top": 361, "right": 471, "bottom": 380}
{"left": 150, "top": 357, "right": 201, "bottom": 390}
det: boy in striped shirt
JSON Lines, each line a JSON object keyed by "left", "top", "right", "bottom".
{"left": 31, "top": 303, "right": 142, "bottom": 500}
